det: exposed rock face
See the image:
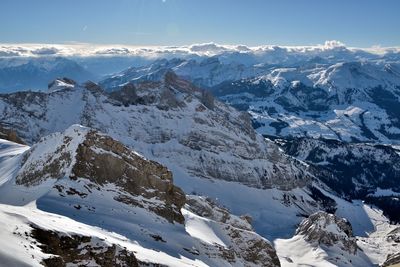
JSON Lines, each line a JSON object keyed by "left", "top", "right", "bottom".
{"left": 387, "top": 227, "right": 400, "bottom": 243}
{"left": 31, "top": 225, "right": 139, "bottom": 267}
{"left": 83, "top": 80, "right": 104, "bottom": 94}
{"left": 0, "top": 124, "right": 25, "bottom": 144}
{"left": 16, "top": 125, "right": 185, "bottom": 224}
{"left": 72, "top": 129, "right": 186, "bottom": 223}
{"left": 278, "top": 137, "right": 400, "bottom": 198}
{"left": 108, "top": 82, "right": 140, "bottom": 106}
{"left": 383, "top": 252, "right": 400, "bottom": 267}
{"left": 186, "top": 196, "right": 281, "bottom": 267}
{"left": 296, "top": 211, "right": 358, "bottom": 254}
{"left": 2, "top": 126, "right": 282, "bottom": 267}
{"left": 0, "top": 75, "right": 313, "bottom": 191}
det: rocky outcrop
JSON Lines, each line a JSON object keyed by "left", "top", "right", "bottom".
{"left": 0, "top": 124, "right": 25, "bottom": 144}
{"left": 72, "top": 129, "right": 186, "bottom": 223}
{"left": 186, "top": 196, "right": 281, "bottom": 267}
{"left": 4, "top": 126, "right": 282, "bottom": 267}
{"left": 0, "top": 75, "right": 313, "bottom": 191}
{"left": 383, "top": 252, "right": 400, "bottom": 267}
{"left": 16, "top": 125, "right": 186, "bottom": 224}
{"left": 387, "top": 227, "right": 400, "bottom": 243}
{"left": 278, "top": 137, "right": 400, "bottom": 198}
{"left": 31, "top": 225, "right": 139, "bottom": 267}
{"left": 108, "top": 82, "right": 140, "bottom": 106}
{"left": 296, "top": 211, "right": 358, "bottom": 254}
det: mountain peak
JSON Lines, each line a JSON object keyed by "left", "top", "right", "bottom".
{"left": 48, "top": 77, "right": 76, "bottom": 92}
{"left": 296, "top": 211, "right": 357, "bottom": 254}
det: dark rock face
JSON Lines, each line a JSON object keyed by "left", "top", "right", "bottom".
{"left": 72, "top": 130, "right": 186, "bottom": 223}
{"left": 364, "top": 196, "right": 400, "bottom": 224}
{"left": 383, "top": 252, "right": 400, "bottom": 267}
{"left": 31, "top": 225, "right": 139, "bottom": 267}
{"left": 83, "top": 81, "right": 104, "bottom": 94}
{"left": 0, "top": 74, "right": 313, "bottom": 192}
{"left": 296, "top": 211, "right": 358, "bottom": 254}
{"left": 278, "top": 137, "right": 400, "bottom": 198}
{"left": 387, "top": 227, "right": 400, "bottom": 243}
{"left": 0, "top": 124, "right": 25, "bottom": 144}
{"left": 211, "top": 78, "right": 275, "bottom": 99}
{"left": 15, "top": 126, "right": 186, "bottom": 224}
{"left": 108, "top": 82, "right": 141, "bottom": 106}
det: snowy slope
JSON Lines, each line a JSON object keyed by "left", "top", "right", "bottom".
{"left": 0, "top": 74, "right": 313, "bottom": 191}
{"left": 211, "top": 61, "right": 400, "bottom": 144}
{"left": 95, "top": 53, "right": 400, "bottom": 144}
{"left": 0, "top": 73, "right": 399, "bottom": 266}
{"left": 0, "top": 127, "right": 280, "bottom": 267}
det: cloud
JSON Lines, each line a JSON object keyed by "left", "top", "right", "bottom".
{"left": 189, "top": 42, "right": 228, "bottom": 54}
{"left": 323, "top": 40, "right": 346, "bottom": 49}
{"left": 0, "top": 41, "right": 398, "bottom": 59}
{"left": 31, "top": 47, "right": 60, "bottom": 55}
{"left": 94, "top": 47, "right": 132, "bottom": 55}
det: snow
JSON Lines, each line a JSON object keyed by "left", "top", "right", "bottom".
{"left": 275, "top": 233, "right": 373, "bottom": 267}
{"left": 0, "top": 203, "right": 209, "bottom": 267}
{"left": 182, "top": 209, "right": 227, "bottom": 247}
{"left": 0, "top": 131, "right": 278, "bottom": 267}
{"left": 0, "top": 139, "right": 29, "bottom": 187}
{"left": 368, "top": 187, "right": 400, "bottom": 197}
{"left": 275, "top": 235, "right": 337, "bottom": 267}
{"left": 0, "top": 52, "right": 399, "bottom": 266}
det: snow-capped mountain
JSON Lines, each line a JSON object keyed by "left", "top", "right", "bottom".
{"left": 1, "top": 54, "right": 400, "bottom": 265}
{"left": 0, "top": 126, "right": 280, "bottom": 266}
{"left": 211, "top": 61, "right": 400, "bottom": 144}
{"left": 0, "top": 57, "right": 94, "bottom": 92}
{"left": 96, "top": 55, "right": 400, "bottom": 144}
{"left": 1, "top": 74, "right": 335, "bottom": 242}
{"left": 275, "top": 211, "right": 373, "bottom": 267}
{"left": 99, "top": 57, "right": 267, "bottom": 91}
{"left": 276, "top": 137, "right": 400, "bottom": 198}
{"left": 0, "top": 72, "right": 312, "bottom": 191}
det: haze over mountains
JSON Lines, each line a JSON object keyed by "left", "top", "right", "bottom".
{"left": 0, "top": 41, "right": 400, "bottom": 267}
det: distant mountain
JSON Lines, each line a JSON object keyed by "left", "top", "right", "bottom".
{"left": 99, "top": 57, "right": 400, "bottom": 144}
{"left": 0, "top": 57, "right": 95, "bottom": 92}
{"left": 99, "top": 57, "right": 267, "bottom": 91}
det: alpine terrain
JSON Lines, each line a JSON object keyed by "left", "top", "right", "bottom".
{"left": 0, "top": 41, "right": 399, "bottom": 267}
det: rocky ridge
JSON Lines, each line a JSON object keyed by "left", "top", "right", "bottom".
{"left": 0, "top": 125, "right": 281, "bottom": 267}
{"left": 0, "top": 74, "right": 313, "bottom": 191}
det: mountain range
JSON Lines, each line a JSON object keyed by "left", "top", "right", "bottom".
{"left": 0, "top": 42, "right": 400, "bottom": 266}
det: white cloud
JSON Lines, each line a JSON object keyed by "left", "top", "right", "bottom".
{"left": 0, "top": 41, "right": 398, "bottom": 58}
{"left": 31, "top": 47, "right": 60, "bottom": 55}
{"left": 323, "top": 40, "right": 346, "bottom": 49}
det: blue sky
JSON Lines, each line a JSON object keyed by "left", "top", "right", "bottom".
{"left": 1, "top": 0, "right": 399, "bottom": 47}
